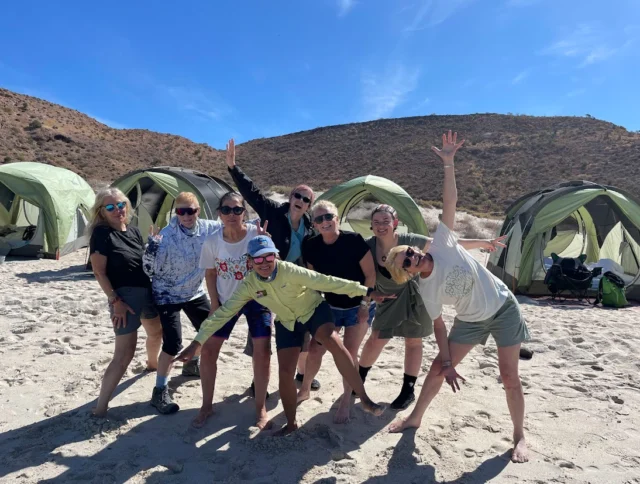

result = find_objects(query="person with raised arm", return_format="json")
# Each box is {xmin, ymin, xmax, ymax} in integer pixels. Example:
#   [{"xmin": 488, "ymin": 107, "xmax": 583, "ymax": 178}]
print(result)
[
  {"xmin": 174, "ymin": 234, "xmax": 393, "ymax": 436},
  {"xmin": 225, "ymin": 138, "xmax": 320, "ymax": 391},
  {"xmin": 357, "ymin": 204, "xmax": 506, "ymax": 410},
  {"xmin": 385, "ymin": 131, "xmax": 530, "ymax": 463}
]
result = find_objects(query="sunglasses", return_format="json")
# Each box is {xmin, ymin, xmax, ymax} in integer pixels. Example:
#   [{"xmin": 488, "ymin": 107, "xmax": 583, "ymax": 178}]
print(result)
[
  {"xmin": 402, "ymin": 247, "xmax": 416, "ymax": 269},
  {"xmin": 175, "ymin": 207, "xmax": 199, "ymax": 216},
  {"xmin": 251, "ymin": 254, "xmax": 276, "ymax": 264},
  {"xmin": 104, "ymin": 201, "xmax": 126, "ymax": 212},
  {"xmin": 293, "ymin": 192, "xmax": 312, "ymax": 204},
  {"xmin": 313, "ymin": 213, "xmax": 335, "ymax": 224},
  {"xmin": 219, "ymin": 206, "xmax": 246, "ymax": 216}
]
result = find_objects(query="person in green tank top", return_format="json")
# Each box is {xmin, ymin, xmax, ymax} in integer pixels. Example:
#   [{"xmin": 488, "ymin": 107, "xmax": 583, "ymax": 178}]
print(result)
[{"xmin": 357, "ymin": 204, "xmax": 506, "ymax": 410}]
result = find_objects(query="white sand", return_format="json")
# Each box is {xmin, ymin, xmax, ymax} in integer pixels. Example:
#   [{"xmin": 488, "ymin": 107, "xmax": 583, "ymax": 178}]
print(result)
[{"xmin": 1, "ymin": 250, "xmax": 640, "ymax": 483}]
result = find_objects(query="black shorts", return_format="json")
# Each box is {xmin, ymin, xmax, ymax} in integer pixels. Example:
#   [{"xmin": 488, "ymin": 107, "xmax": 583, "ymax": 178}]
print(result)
[
  {"xmin": 274, "ymin": 301, "xmax": 334, "ymax": 351},
  {"xmin": 157, "ymin": 295, "xmax": 211, "ymax": 356}
]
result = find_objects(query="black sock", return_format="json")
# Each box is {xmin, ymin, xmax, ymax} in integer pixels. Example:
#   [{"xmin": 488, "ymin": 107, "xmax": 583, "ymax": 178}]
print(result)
[
  {"xmin": 295, "ymin": 372, "xmax": 304, "ymax": 382},
  {"xmin": 391, "ymin": 374, "xmax": 417, "ymax": 409},
  {"xmin": 401, "ymin": 373, "xmax": 417, "ymax": 393},
  {"xmin": 358, "ymin": 365, "xmax": 372, "ymax": 383}
]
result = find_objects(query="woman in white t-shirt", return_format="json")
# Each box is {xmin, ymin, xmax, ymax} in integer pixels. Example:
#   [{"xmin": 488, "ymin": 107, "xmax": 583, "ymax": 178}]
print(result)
[
  {"xmin": 384, "ymin": 131, "xmax": 530, "ymax": 463},
  {"xmin": 195, "ymin": 192, "xmax": 273, "ymax": 430}
]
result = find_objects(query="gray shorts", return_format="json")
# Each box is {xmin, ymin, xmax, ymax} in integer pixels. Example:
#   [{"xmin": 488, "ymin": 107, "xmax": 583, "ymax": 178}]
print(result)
[
  {"xmin": 109, "ymin": 286, "xmax": 158, "ymax": 336},
  {"xmin": 449, "ymin": 294, "xmax": 530, "ymax": 348}
]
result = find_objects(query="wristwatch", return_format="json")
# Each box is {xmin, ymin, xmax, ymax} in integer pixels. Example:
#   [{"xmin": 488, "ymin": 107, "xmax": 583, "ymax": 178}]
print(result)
[
  {"xmin": 360, "ymin": 300, "xmax": 370, "ymax": 308},
  {"xmin": 441, "ymin": 360, "xmax": 452, "ymax": 368},
  {"xmin": 108, "ymin": 294, "xmax": 120, "ymax": 305}
]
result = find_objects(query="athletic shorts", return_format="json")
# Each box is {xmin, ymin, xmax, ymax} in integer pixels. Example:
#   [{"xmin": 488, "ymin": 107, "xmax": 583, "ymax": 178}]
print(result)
[
  {"xmin": 110, "ymin": 286, "xmax": 158, "ymax": 336},
  {"xmin": 275, "ymin": 301, "xmax": 334, "ymax": 351},
  {"xmin": 330, "ymin": 302, "xmax": 376, "ymax": 328},
  {"xmin": 449, "ymin": 294, "xmax": 530, "ymax": 348},
  {"xmin": 213, "ymin": 300, "xmax": 272, "ymax": 340},
  {"xmin": 157, "ymin": 295, "xmax": 211, "ymax": 356}
]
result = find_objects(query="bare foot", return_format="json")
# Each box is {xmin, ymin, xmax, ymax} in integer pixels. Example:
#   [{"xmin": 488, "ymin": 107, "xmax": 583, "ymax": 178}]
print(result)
[
  {"xmin": 388, "ymin": 416, "xmax": 421, "ymax": 433},
  {"xmin": 511, "ymin": 437, "xmax": 529, "ymax": 463},
  {"xmin": 191, "ymin": 407, "xmax": 214, "ymax": 429},
  {"xmin": 272, "ymin": 423, "xmax": 298, "ymax": 437},
  {"xmin": 297, "ymin": 389, "xmax": 310, "ymax": 405},
  {"xmin": 361, "ymin": 399, "xmax": 386, "ymax": 417},
  {"xmin": 334, "ymin": 404, "xmax": 351, "ymax": 424},
  {"xmin": 256, "ymin": 411, "xmax": 273, "ymax": 430}
]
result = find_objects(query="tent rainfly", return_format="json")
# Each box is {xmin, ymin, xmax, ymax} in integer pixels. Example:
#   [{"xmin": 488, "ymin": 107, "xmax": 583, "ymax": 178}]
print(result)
[
  {"xmin": 316, "ymin": 175, "xmax": 429, "ymax": 237},
  {"xmin": 111, "ymin": 167, "xmax": 234, "ymax": 239},
  {"xmin": 0, "ymin": 162, "xmax": 95, "ymax": 259},
  {"xmin": 487, "ymin": 180, "xmax": 640, "ymax": 301}
]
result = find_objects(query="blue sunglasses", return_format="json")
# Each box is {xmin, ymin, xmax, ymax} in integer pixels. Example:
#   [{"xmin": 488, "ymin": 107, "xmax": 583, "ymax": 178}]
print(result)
[{"xmin": 104, "ymin": 201, "xmax": 126, "ymax": 212}]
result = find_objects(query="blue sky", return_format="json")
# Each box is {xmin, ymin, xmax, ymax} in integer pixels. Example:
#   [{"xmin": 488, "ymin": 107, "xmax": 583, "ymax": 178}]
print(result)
[{"xmin": 1, "ymin": 0, "xmax": 638, "ymax": 147}]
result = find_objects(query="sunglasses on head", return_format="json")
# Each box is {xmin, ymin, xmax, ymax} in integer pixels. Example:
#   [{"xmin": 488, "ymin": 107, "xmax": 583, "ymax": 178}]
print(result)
[
  {"xmin": 175, "ymin": 207, "xmax": 199, "ymax": 216},
  {"xmin": 313, "ymin": 213, "xmax": 335, "ymax": 224},
  {"xmin": 219, "ymin": 206, "xmax": 246, "ymax": 216},
  {"xmin": 293, "ymin": 192, "xmax": 312, "ymax": 204},
  {"xmin": 402, "ymin": 247, "xmax": 416, "ymax": 269},
  {"xmin": 104, "ymin": 201, "xmax": 126, "ymax": 212},
  {"xmin": 252, "ymin": 254, "xmax": 276, "ymax": 264}
]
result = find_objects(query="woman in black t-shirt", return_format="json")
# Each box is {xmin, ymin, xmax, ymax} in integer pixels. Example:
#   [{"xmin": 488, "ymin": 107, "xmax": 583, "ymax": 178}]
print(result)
[
  {"xmin": 298, "ymin": 200, "xmax": 376, "ymax": 423},
  {"xmin": 88, "ymin": 188, "xmax": 163, "ymax": 418}
]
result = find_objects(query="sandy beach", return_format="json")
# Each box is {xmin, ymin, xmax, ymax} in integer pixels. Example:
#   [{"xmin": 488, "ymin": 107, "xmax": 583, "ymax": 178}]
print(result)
[{"xmin": 1, "ymin": 249, "xmax": 640, "ymax": 483}]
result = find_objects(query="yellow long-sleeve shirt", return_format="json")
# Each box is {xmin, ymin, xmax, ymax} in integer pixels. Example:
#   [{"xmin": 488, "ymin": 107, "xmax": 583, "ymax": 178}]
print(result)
[{"xmin": 194, "ymin": 260, "xmax": 368, "ymax": 345}]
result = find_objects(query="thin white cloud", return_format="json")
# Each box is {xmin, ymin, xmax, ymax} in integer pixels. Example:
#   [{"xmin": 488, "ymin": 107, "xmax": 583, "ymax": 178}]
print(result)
[
  {"xmin": 88, "ymin": 114, "xmax": 127, "ymax": 130},
  {"xmin": 511, "ymin": 69, "xmax": 531, "ymax": 85},
  {"xmin": 567, "ymin": 88, "xmax": 587, "ymax": 98},
  {"xmin": 542, "ymin": 24, "xmax": 633, "ymax": 67},
  {"xmin": 404, "ymin": 0, "xmax": 475, "ymax": 32},
  {"xmin": 337, "ymin": 0, "xmax": 356, "ymax": 17},
  {"xmin": 160, "ymin": 85, "xmax": 229, "ymax": 121},
  {"xmin": 361, "ymin": 65, "xmax": 420, "ymax": 120}
]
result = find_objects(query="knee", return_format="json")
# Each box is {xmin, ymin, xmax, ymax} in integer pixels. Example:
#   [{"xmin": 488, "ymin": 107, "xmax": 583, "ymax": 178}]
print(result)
[
  {"xmin": 201, "ymin": 339, "xmax": 221, "ymax": 360},
  {"xmin": 113, "ymin": 350, "xmax": 134, "ymax": 370},
  {"xmin": 308, "ymin": 340, "xmax": 326, "ymax": 357},
  {"xmin": 500, "ymin": 368, "xmax": 521, "ymax": 389},
  {"xmin": 251, "ymin": 340, "xmax": 271, "ymax": 359},
  {"xmin": 320, "ymin": 332, "xmax": 342, "ymax": 352},
  {"xmin": 405, "ymin": 338, "xmax": 423, "ymax": 350},
  {"xmin": 162, "ymin": 338, "xmax": 181, "ymax": 357},
  {"xmin": 279, "ymin": 364, "xmax": 296, "ymax": 381},
  {"xmin": 429, "ymin": 359, "xmax": 443, "ymax": 375}
]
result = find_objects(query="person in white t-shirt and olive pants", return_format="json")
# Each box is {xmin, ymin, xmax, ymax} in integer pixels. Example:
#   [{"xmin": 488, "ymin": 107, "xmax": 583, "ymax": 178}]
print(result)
[{"xmin": 384, "ymin": 131, "xmax": 530, "ymax": 464}]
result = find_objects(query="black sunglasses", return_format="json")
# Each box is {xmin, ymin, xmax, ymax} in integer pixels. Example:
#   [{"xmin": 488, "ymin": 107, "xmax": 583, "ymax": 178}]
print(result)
[
  {"xmin": 293, "ymin": 192, "xmax": 312, "ymax": 204},
  {"xmin": 219, "ymin": 206, "xmax": 246, "ymax": 216},
  {"xmin": 176, "ymin": 207, "xmax": 199, "ymax": 216},
  {"xmin": 104, "ymin": 201, "xmax": 126, "ymax": 212},
  {"xmin": 313, "ymin": 213, "xmax": 335, "ymax": 224},
  {"xmin": 402, "ymin": 247, "xmax": 416, "ymax": 269}
]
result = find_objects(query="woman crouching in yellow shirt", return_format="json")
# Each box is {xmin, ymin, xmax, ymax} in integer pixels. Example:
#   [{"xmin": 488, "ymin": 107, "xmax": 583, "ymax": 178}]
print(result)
[{"xmin": 175, "ymin": 234, "xmax": 392, "ymax": 435}]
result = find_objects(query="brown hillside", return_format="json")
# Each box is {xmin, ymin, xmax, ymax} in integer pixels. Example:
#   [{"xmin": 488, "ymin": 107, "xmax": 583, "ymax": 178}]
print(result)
[{"xmin": 1, "ymin": 87, "xmax": 639, "ymax": 215}]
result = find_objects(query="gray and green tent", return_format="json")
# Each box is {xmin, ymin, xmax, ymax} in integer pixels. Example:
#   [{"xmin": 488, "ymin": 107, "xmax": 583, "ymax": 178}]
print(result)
[
  {"xmin": 111, "ymin": 167, "xmax": 234, "ymax": 239},
  {"xmin": 316, "ymin": 175, "xmax": 429, "ymax": 236},
  {"xmin": 0, "ymin": 162, "xmax": 95, "ymax": 259},
  {"xmin": 487, "ymin": 181, "xmax": 640, "ymax": 301}
]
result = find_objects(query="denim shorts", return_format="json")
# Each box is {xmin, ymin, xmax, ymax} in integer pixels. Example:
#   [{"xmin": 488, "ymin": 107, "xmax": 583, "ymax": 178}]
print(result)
[
  {"xmin": 330, "ymin": 302, "xmax": 376, "ymax": 328},
  {"xmin": 275, "ymin": 301, "xmax": 333, "ymax": 351},
  {"xmin": 213, "ymin": 300, "xmax": 272, "ymax": 340},
  {"xmin": 109, "ymin": 286, "xmax": 158, "ymax": 336}
]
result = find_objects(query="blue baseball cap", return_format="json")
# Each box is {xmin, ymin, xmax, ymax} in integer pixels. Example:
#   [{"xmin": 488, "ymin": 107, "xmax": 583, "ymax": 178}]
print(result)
[{"xmin": 248, "ymin": 235, "xmax": 279, "ymax": 258}]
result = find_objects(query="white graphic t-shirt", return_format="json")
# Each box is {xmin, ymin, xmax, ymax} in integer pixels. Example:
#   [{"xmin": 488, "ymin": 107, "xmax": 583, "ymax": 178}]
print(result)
[
  {"xmin": 199, "ymin": 225, "xmax": 258, "ymax": 304},
  {"xmin": 418, "ymin": 222, "xmax": 510, "ymax": 322}
]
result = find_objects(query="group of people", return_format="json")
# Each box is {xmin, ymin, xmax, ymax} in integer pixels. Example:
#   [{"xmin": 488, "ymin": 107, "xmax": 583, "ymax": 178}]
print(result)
[{"xmin": 87, "ymin": 131, "xmax": 530, "ymax": 462}]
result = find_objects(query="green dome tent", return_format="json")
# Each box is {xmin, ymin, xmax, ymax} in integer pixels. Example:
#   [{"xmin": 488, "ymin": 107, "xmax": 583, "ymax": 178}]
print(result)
[
  {"xmin": 0, "ymin": 162, "xmax": 95, "ymax": 259},
  {"xmin": 487, "ymin": 181, "xmax": 640, "ymax": 301},
  {"xmin": 316, "ymin": 175, "xmax": 429, "ymax": 237},
  {"xmin": 111, "ymin": 167, "xmax": 234, "ymax": 239}
]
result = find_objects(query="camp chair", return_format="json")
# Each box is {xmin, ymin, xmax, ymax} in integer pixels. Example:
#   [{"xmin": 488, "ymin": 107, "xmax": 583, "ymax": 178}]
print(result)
[{"xmin": 543, "ymin": 253, "xmax": 601, "ymax": 301}]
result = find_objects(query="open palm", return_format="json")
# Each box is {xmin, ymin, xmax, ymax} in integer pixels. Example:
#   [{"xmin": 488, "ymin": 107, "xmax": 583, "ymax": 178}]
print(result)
[
  {"xmin": 226, "ymin": 138, "xmax": 235, "ymax": 168},
  {"xmin": 431, "ymin": 130, "xmax": 464, "ymax": 163}
]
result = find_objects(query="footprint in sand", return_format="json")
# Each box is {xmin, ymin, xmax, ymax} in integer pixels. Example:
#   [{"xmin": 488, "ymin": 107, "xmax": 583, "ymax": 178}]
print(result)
[{"xmin": 554, "ymin": 458, "xmax": 580, "ymax": 470}]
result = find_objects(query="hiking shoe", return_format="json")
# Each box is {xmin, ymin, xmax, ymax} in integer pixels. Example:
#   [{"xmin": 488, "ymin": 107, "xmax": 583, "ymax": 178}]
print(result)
[
  {"xmin": 182, "ymin": 358, "xmax": 200, "ymax": 377},
  {"xmin": 390, "ymin": 390, "xmax": 415, "ymax": 410},
  {"xmin": 151, "ymin": 386, "xmax": 179, "ymax": 415},
  {"xmin": 250, "ymin": 381, "xmax": 270, "ymax": 400},
  {"xmin": 295, "ymin": 372, "xmax": 320, "ymax": 390}
]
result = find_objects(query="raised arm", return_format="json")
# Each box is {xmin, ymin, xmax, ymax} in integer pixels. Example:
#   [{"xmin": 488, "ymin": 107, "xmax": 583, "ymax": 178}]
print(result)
[
  {"xmin": 431, "ymin": 130, "xmax": 464, "ymax": 231},
  {"xmin": 225, "ymin": 138, "xmax": 280, "ymax": 219},
  {"xmin": 142, "ymin": 225, "xmax": 168, "ymax": 279}
]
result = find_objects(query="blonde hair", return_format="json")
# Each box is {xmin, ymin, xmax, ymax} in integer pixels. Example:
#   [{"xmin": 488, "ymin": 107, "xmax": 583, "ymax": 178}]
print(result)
[
  {"xmin": 175, "ymin": 192, "xmax": 199, "ymax": 207},
  {"xmin": 88, "ymin": 187, "xmax": 132, "ymax": 235},
  {"xmin": 311, "ymin": 200, "xmax": 338, "ymax": 219},
  {"xmin": 384, "ymin": 245, "xmax": 414, "ymax": 284}
]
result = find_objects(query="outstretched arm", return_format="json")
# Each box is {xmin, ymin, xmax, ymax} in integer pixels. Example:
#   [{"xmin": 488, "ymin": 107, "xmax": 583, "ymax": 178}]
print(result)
[
  {"xmin": 431, "ymin": 130, "xmax": 464, "ymax": 231},
  {"xmin": 225, "ymin": 138, "xmax": 280, "ymax": 219}
]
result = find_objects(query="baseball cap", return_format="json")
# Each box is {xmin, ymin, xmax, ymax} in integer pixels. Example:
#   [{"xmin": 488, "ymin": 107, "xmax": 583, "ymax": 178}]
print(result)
[{"xmin": 248, "ymin": 235, "xmax": 279, "ymax": 258}]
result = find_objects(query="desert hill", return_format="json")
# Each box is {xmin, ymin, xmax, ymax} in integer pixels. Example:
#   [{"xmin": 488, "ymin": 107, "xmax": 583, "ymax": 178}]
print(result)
[{"xmin": 1, "ymin": 87, "xmax": 639, "ymax": 215}]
